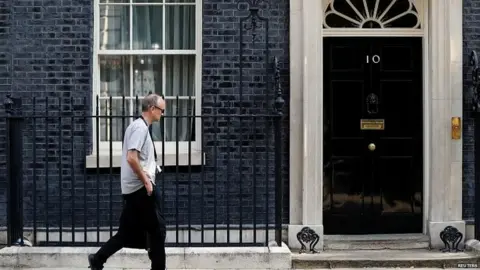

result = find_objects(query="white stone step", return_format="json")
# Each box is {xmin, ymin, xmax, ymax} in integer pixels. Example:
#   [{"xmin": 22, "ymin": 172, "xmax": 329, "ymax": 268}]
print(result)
[
  {"xmin": 323, "ymin": 233, "xmax": 430, "ymax": 250},
  {"xmin": 292, "ymin": 249, "xmax": 480, "ymax": 269}
]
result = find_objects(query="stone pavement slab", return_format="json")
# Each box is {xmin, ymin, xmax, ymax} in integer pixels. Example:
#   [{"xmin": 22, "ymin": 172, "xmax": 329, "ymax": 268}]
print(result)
[{"xmin": 0, "ymin": 244, "xmax": 291, "ymax": 269}]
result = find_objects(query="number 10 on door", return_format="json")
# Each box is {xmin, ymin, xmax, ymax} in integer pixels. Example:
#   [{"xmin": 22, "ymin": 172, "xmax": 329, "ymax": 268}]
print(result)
[{"xmin": 366, "ymin": 55, "xmax": 381, "ymax": 64}]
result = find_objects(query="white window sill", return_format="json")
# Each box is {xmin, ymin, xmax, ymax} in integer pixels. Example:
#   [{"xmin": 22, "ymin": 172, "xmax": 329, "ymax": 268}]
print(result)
[{"xmin": 85, "ymin": 150, "xmax": 205, "ymax": 168}]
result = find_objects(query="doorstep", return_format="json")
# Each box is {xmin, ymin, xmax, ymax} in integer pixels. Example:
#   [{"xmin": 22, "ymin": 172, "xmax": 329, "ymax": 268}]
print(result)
[
  {"xmin": 0, "ymin": 244, "xmax": 291, "ymax": 269},
  {"xmin": 292, "ymin": 249, "xmax": 480, "ymax": 269}
]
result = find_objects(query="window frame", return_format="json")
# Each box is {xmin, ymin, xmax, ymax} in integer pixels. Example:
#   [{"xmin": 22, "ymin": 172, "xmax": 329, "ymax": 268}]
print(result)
[{"xmin": 89, "ymin": 0, "xmax": 203, "ymax": 167}]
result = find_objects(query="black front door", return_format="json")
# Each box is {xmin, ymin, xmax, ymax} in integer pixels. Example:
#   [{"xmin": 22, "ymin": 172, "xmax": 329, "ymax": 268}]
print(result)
[{"xmin": 323, "ymin": 37, "xmax": 423, "ymax": 234}]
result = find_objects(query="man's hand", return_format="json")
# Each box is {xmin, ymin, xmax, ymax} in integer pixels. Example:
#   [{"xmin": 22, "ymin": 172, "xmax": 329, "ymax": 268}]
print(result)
[
  {"xmin": 145, "ymin": 180, "xmax": 153, "ymax": 196},
  {"xmin": 126, "ymin": 149, "xmax": 151, "ymax": 191}
]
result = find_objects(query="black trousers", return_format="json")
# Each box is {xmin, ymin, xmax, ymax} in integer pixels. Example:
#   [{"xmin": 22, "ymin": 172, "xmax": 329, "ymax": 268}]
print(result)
[{"xmin": 95, "ymin": 187, "xmax": 166, "ymax": 270}]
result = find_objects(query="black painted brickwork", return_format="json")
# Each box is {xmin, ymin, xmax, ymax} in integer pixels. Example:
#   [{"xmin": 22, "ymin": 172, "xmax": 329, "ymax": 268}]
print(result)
[
  {"xmin": 0, "ymin": 0, "xmax": 291, "ymax": 237},
  {"xmin": 0, "ymin": 0, "xmax": 10, "ymax": 228},
  {"xmin": 463, "ymin": 0, "xmax": 479, "ymax": 224},
  {"xmin": 0, "ymin": 0, "xmax": 94, "ymax": 230}
]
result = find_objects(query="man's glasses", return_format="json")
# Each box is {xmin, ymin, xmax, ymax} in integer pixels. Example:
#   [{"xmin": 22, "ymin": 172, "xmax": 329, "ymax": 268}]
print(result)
[{"xmin": 153, "ymin": 106, "xmax": 165, "ymax": 113}]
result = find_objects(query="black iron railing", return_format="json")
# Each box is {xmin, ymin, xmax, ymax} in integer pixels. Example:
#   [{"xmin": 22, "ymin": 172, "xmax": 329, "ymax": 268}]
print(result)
[
  {"xmin": 3, "ymin": 75, "xmax": 285, "ymax": 247},
  {"xmin": 470, "ymin": 50, "xmax": 480, "ymax": 241}
]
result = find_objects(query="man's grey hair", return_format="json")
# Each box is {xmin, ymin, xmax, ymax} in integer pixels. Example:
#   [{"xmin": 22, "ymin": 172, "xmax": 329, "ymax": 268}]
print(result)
[{"xmin": 141, "ymin": 93, "xmax": 163, "ymax": 112}]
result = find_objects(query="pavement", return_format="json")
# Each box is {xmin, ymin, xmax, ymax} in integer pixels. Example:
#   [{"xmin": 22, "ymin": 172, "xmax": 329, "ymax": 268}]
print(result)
[
  {"xmin": 0, "ymin": 267, "xmax": 479, "ymax": 270},
  {"xmin": 1, "ymin": 240, "xmax": 479, "ymax": 270}
]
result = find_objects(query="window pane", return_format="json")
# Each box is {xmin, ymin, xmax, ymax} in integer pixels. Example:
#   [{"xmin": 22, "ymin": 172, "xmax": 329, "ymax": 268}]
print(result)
[
  {"xmin": 133, "ymin": 0, "xmax": 163, "ymax": 2},
  {"xmin": 133, "ymin": 97, "xmax": 143, "ymax": 116},
  {"xmin": 133, "ymin": 55, "xmax": 163, "ymax": 97},
  {"xmin": 165, "ymin": 5, "xmax": 195, "ymax": 49},
  {"xmin": 99, "ymin": 5, "xmax": 130, "ymax": 50},
  {"xmin": 133, "ymin": 6, "xmax": 163, "ymax": 50},
  {"xmin": 100, "ymin": 0, "xmax": 128, "ymax": 3},
  {"xmin": 99, "ymin": 99, "xmax": 134, "ymax": 142},
  {"xmin": 165, "ymin": 55, "xmax": 195, "ymax": 96},
  {"xmin": 151, "ymin": 99, "xmax": 195, "ymax": 142},
  {"xmin": 99, "ymin": 55, "xmax": 130, "ymax": 96},
  {"xmin": 166, "ymin": 0, "xmax": 195, "ymax": 2}
]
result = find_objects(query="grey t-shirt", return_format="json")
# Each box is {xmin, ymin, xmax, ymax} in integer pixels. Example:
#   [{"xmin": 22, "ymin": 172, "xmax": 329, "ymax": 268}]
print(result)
[{"xmin": 120, "ymin": 118, "xmax": 156, "ymax": 194}]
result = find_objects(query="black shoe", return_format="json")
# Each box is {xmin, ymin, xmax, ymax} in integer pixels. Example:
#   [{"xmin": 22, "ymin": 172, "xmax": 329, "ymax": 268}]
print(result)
[{"xmin": 88, "ymin": 254, "xmax": 104, "ymax": 270}]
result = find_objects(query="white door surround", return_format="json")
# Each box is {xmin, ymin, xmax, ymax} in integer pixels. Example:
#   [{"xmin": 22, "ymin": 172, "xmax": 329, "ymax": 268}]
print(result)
[{"xmin": 288, "ymin": 0, "xmax": 464, "ymax": 249}]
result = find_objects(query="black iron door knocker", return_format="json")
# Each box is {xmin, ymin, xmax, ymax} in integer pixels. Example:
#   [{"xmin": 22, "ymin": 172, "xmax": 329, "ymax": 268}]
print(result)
[{"xmin": 366, "ymin": 93, "xmax": 379, "ymax": 115}]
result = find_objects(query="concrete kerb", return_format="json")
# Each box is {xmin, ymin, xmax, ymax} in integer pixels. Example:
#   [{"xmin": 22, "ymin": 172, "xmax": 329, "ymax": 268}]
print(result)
[
  {"xmin": 0, "ymin": 243, "xmax": 292, "ymax": 269},
  {"xmin": 465, "ymin": 239, "xmax": 480, "ymax": 254}
]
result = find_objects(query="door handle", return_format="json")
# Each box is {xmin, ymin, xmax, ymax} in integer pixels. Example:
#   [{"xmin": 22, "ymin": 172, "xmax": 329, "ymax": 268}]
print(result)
[{"xmin": 368, "ymin": 143, "xmax": 376, "ymax": 151}]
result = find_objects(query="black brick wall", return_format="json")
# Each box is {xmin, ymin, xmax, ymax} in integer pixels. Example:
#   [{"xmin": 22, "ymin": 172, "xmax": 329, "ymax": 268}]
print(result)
[
  {"xmin": 0, "ymin": 0, "xmax": 291, "ymax": 241},
  {"xmin": 0, "ymin": 0, "xmax": 10, "ymax": 228},
  {"xmin": 463, "ymin": 0, "xmax": 478, "ymax": 224},
  {"xmin": 0, "ymin": 0, "xmax": 94, "ymax": 230}
]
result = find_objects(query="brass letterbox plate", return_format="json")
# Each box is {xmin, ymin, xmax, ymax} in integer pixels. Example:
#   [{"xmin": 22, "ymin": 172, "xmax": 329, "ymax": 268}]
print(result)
[{"xmin": 360, "ymin": 119, "xmax": 385, "ymax": 130}]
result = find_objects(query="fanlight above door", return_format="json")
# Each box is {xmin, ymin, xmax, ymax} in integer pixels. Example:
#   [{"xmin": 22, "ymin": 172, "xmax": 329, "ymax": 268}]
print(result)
[{"xmin": 323, "ymin": 0, "xmax": 422, "ymax": 29}]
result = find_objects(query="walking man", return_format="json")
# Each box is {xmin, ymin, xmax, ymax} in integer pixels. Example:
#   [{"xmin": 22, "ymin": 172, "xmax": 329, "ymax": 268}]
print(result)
[{"xmin": 88, "ymin": 94, "xmax": 167, "ymax": 270}]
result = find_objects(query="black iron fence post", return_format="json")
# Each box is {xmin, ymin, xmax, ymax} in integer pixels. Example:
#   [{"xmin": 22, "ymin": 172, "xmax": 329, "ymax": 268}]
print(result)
[
  {"xmin": 474, "ymin": 104, "xmax": 480, "ymax": 241},
  {"xmin": 4, "ymin": 94, "xmax": 25, "ymax": 246},
  {"xmin": 471, "ymin": 51, "xmax": 480, "ymax": 241},
  {"xmin": 273, "ymin": 57, "xmax": 285, "ymax": 246}
]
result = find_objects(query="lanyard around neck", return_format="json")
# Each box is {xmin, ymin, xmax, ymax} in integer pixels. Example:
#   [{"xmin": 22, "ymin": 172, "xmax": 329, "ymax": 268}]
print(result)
[{"xmin": 138, "ymin": 116, "xmax": 157, "ymax": 161}]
